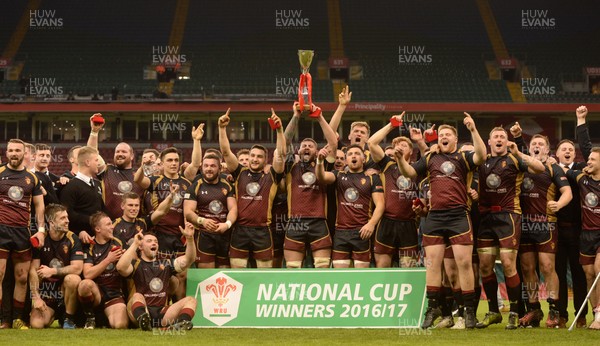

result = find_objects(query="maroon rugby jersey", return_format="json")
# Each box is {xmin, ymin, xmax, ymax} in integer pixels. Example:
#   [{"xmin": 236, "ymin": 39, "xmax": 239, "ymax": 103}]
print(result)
[
  {"xmin": 478, "ymin": 154, "xmax": 528, "ymax": 214},
  {"xmin": 99, "ymin": 165, "xmax": 145, "ymax": 220},
  {"xmin": 128, "ymin": 258, "xmax": 176, "ymax": 307},
  {"xmin": 148, "ymin": 175, "xmax": 191, "ymax": 236},
  {"xmin": 412, "ymin": 151, "xmax": 476, "ymax": 211},
  {"xmin": 185, "ymin": 177, "xmax": 234, "ymax": 230},
  {"xmin": 567, "ymin": 170, "xmax": 600, "ymax": 231},
  {"xmin": 0, "ymin": 166, "xmax": 43, "ymax": 227},
  {"xmin": 285, "ymin": 161, "xmax": 327, "ymax": 218},
  {"xmin": 232, "ymin": 164, "xmax": 283, "ymax": 227},
  {"xmin": 334, "ymin": 171, "xmax": 383, "ymax": 230},
  {"xmin": 378, "ymin": 155, "xmax": 418, "ymax": 220},
  {"xmin": 84, "ymin": 238, "xmax": 124, "ymax": 293},
  {"xmin": 520, "ymin": 163, "xmax": 569, "ymax": 222}
]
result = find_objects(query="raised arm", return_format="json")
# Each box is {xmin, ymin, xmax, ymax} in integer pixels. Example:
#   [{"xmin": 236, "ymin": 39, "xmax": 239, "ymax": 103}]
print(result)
[
  {"xmin": 394, "ymin": 147, "xmax": 417, "ymax": 180},
  {"xmin": 367, "ymin": 112, "xmax": 405, "ymax": 163},
  {"xmin": 328, "ymin": 85, "xmax": 352, "ymax": 132},
  {"xmin": 151, "ymin": 182, "xmax": 178, "ymax": 224},
  {"xmin": 173, "ymin": 222, "xmax": 196, "ymax": 272},
  {"xmin": 317, "ymin": 112, "xmax": 339, "ymax": 162},
  {"xmin": 507, "ymin": 141, "xmax": 545, "ymax": 174},
  {"xmin": 576, "ymin": 105, "xmax": 592, "ymax": 160},
  {"xmin": 509, "ymin": 122, "xmax": 528, "ymax": 154},
  {"xmin": 87, "ymin": 114, "xmax": 106, "ymax": 173},
  {"xmin": 184, "ymin": 123, "xmax": 204, "ymax": 181},
  {"xmin": 218, "ymin": 108, "xmax": 239, "ymax": 173},
  {"xmin": 409, "ymin": 125, "xmax": 429, "ymax": 157},
  {"xmin": 284, "ymin": 102, "xmax": 302, "ymax": 153},
  {"xmin": 463, "ymin": 112, "xmax": 486, "ymax": 166},
  {"xmin": 271, "ymin": 109, "xmax": 286, "ymax": 174},
  {"xmin": 133, "ymin": 162, "xmax": 151, "ymax": 190},
  {"xmin": 315, "ymin": 148, "xmax": 336, "ymax": 184},
  {"xmin": 116, "ymin": 233, "xmax": 141, "ymax": 277}
]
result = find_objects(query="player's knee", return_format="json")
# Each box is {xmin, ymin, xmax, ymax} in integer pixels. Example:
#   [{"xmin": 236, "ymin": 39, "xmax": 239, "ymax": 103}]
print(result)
[
  {"xmin": 286, "ymin": 261, "xmax": 302, "ymax": 269},
  {"xmin": 313, "ymin": 257, "xmax": 331, "ymax": 268},
  {"xmin": 332, "ymin": 259, "xmax": 351, "ymax": 267},
  {"xmin": 29, "ymin": 316, "xmax": 46, "ymax": 329},
  {"xmin": 256, "ymin": 260, "xmax": 273, "ymax": 268},
  {"xmin": 230, "ymin": 258, "xmax": 248, "ymax": 268},
  {"xmin": 78, "ymin": 279, "xmax": 95, "ymax": 294},
  {"xmin": 63, "ymin": 274, "xmax": 81, "ymax": 289},
  {"xmin": 131, "ymin": 292, "xmax": 146, "ymax": 303},
  {"xmin": 112, "ymin": 318, "xmax": 129, "ymax": 329},
  {"xmin": 354, "ymin": 260, "xmax": 370, "ymax": 268}
]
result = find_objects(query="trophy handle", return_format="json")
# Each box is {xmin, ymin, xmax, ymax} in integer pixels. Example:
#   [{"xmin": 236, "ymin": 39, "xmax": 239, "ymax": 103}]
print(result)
[{"xmin": 294, "ymin": 104, "xmax": 312, "ymax": 111}]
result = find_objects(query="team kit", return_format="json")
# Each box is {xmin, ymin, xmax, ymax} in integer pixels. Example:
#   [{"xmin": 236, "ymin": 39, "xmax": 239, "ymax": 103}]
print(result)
[{"xmin": 0, "ymin": 88, "xmax": 599, "ymax": 331}]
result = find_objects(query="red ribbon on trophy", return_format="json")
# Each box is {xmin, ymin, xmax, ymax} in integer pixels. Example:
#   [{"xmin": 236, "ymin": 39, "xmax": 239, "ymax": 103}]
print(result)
[{"xmin": 296, "ymin": 50, "xmax": 321, "ymax": 118}]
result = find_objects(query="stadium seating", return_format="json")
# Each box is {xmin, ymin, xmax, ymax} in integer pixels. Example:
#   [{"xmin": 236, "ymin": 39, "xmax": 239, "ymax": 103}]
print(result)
[
  {"xmin": 2, "ymin": 0, "xmax": 598, "ymax": 102},
  {"xmin": 490, "ymin": 0, "xmax": 600, "ymax": 102}
]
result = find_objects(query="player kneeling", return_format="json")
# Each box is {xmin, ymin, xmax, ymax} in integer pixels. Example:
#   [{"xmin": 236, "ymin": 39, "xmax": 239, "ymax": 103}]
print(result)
[{"xmin": 117, "ymin": 222, "xmax": 197, "ymax": 331}]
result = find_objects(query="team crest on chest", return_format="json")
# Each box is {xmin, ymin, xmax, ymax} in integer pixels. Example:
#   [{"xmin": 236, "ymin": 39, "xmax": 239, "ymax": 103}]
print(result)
[{"xmin": 25, "ymin": 177, "xmax": 31, "ymax": 185}]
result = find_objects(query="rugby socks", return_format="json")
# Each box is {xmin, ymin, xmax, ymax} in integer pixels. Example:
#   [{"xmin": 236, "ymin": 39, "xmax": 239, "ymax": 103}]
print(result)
[
  {"xmin": 12, "ymin": 300, "xmax": 24, "ymax": 320},
  {"xmin": 178, "ymin": 308, "xmax": 195, "ymax": 322},
  {"xmin": 132, "ymin": 301, "xmax": 147, "ymax": 320},
  {"xmin": 453, "ymin": 288, "xmax": 465, "ymax": 317},
  {"xmin": 426, "ymin": 286, "xmax": 441, "ymax": 309},
  {"xmin": 79, "ymin": 293, "xmax": 95, "ymax": 315},
  {"xmin": 505, "ymin": 274, "xmax": 521, "ymax": 313},
  {"xmin": 440, "ymin": 287, "xmax": 453, "ymax": 316},
  {"xmin": 481, "ymin": 274, "xmax": 500, "ymax": 313},
  {"xmin": 474, "ymin": 285, "xmax": 482, "ymax": 312},
  {"xmin": 547, "ymin": 298, "xmax": 557, "ymax": 311}
]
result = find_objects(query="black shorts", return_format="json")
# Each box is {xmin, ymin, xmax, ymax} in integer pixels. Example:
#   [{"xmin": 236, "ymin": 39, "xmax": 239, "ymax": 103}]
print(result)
[
  {"xmin": 156, "ymin": 232, "xmax": 186, "ymax": 259},
  {"xmin": 520, "ymin": 219, "xmax": 557, "ymax": 254},
  {"xmin": 229, "ymin": 225, "xmax": 273, "ymax": 260},
  {"xmin": 580, "ymin": 230, "xmax": 600, "ymax": 266},
  {"xmin": 196, "ymin": 229, "xmax": 232, "ymax": 266},
  {"xmin": 39, "ymin": 279, "xmax": 64, "ymax": 312},
  {"xmin": 478, "ymin": 212, "xmax": 520, "ymax": 251},
  {"xmin": 148, "ymin": 305, "xmax": 168, "ymax": 328},
  {"xmin": 270, "ymin": 223, "xmax": 286, "ymax": 258},
  {"xmin": 284, "ymin": 218, "xmax": 332, "ymax": 253},
  {"xmin": 99, "ymin": 284, "xmax": 125, "ymax": 309},
  {"xmin": 374, "ymin": 217, "xmax": 418, "ymax": 256},
  {"xmin": 422, "ymin": 208, "xmax": 473, "ymax": 247},
  {"xmin": 332, "ymin": 229, "xmax": 371, "ymax": 262},
  {"xmin": 0, "ymin": 224, "xmax": 32, "ymax": 261}
]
